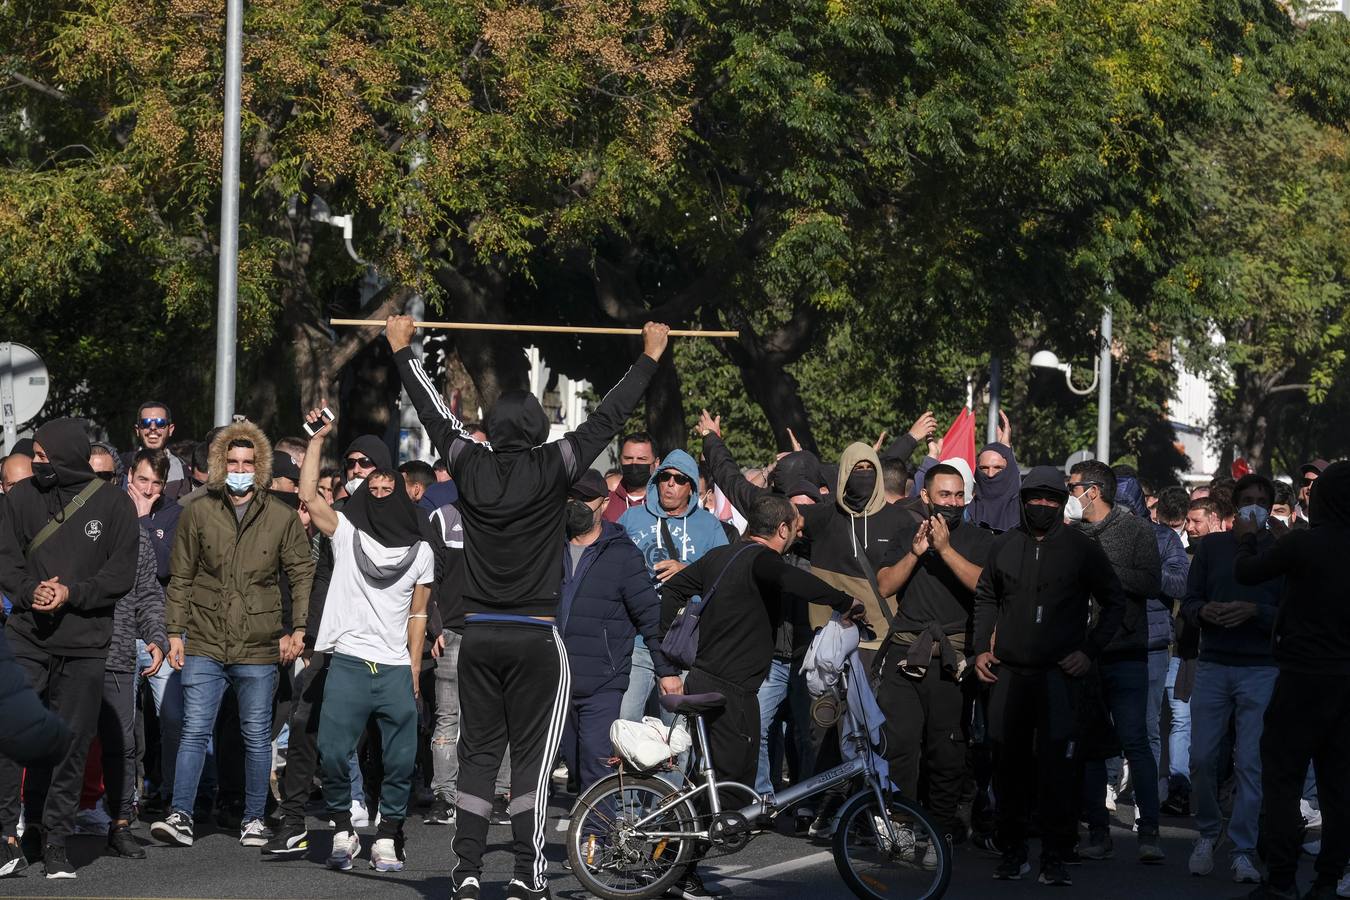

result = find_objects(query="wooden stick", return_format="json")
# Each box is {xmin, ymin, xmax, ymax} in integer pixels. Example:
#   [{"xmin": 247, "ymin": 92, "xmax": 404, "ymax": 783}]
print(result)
[{"xmin": 330, "ymin": 318, "xmax": 739, "ymax": 338}]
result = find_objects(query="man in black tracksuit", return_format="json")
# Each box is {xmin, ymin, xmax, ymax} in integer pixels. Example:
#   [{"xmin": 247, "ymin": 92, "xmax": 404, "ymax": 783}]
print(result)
[
  {"xmin": 1234, "ymin": 461, "xmax": 1350, "ymax": 900},
  {"xmin": 0, "ymin": 419, "xmax": 138, "ymax": 879},
  {"xmin": 660, "ymin": 493, "xmax": 862, "ymax": 899},
  {"xmin": 972, "ymin": 466, "xmax": 1126, "ymax": 887},
  {"xmin": 390, "ymin": 315, "xmax": 670, "ymax": 900}
]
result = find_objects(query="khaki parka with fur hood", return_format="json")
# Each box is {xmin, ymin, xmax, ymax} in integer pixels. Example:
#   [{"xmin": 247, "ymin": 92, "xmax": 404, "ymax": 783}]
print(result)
[{"xmin": 166, "ymin": 421, "xmax": 315, "ymax": 664}]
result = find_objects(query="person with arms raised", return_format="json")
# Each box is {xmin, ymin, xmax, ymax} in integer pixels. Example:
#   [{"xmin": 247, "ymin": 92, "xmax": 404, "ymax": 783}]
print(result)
[{"xmin": 388, "ymin": 314, "xmax": 670, "ymax": 900}]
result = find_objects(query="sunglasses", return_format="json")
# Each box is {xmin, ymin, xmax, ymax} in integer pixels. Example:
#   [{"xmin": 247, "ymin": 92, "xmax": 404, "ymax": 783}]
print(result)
[
  {"xmin": 346, "ymin": 456, "xmax": 375, "ymax": 470},
  {"xmin": 93, "ymin": 470, "xmax": 117, "ymax": 482},
  {"xmin": 657, "ymin": 471, "xmax": 692, "ymax": 487},
  {"xmin": 138, "ymin": 417, "xmax": 169, "ymax": 429}
]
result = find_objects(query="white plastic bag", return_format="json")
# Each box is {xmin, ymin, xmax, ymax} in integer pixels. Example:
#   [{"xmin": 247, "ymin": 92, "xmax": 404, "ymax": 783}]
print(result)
[{"xmin": 609, "ymin": 716, "xmax": 692, "ymax": 771}]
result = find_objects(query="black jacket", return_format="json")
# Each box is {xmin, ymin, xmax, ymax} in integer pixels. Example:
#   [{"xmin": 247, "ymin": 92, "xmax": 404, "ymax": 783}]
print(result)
[
  {"xmin": 398, "ymin": 347, "xmax": 657, "ymax": 617},
  {"xmin": 1234, "ymin": 460, "xmax": 1350, "ymax": 674},
  {"xmin": 972, "ymin": 468, "xmax": 1127, "ymax": 670},
  {"xmin": 0, "ymin": 420, "xmax": 139, "ymax": 657},
  {"xmin": 0, "ymin": 630, "xmax": 71, "ymax": 766},
  {"xmin": 661, "ymin": 540, "xmax": 855, "ymax": 690}
]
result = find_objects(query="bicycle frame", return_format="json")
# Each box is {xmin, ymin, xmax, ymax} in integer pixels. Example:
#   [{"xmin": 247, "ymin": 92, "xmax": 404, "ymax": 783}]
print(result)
[{"xmin": 623, "ymin": 706, "xmax": 893, "ymax": 846}]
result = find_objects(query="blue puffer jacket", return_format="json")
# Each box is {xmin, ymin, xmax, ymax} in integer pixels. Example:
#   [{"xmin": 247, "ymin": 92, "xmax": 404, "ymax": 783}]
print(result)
[
  {"xmin": 559, "ymin": 522, "xmax": 676, "ymax": 698},
  {"xmin": 1116, "ymin": 472, "xmax": 1190, "ymax": 650}
]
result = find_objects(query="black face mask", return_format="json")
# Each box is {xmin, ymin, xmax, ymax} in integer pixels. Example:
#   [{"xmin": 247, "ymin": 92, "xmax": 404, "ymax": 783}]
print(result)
[
  {"xmin": 620, "ymin": 463, "xmax": 650, "ymax": 491},
  {"xmin": 843, "ymin": 469, "xmax": 876, "ymax": 511},
  {"xmin": 934, "ymin": 504, "xmax": 964, "ymax": 530},
  {"xmin": 32, "ymin": 463, "xmax": 58, "ymax": 490},
  {"xmin": 1023, "ymin": 502, "xmax": 1061, "ymax": 532},
  {"xmin": 565, "ymin": 499, "xmax": 597, "ymax": 539}
]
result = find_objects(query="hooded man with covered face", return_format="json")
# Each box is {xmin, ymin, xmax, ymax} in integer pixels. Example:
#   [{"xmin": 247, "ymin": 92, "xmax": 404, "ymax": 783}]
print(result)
[
  {"xmin": 0, "ymin": 418, "xmax": 139, "ymax": 879},
  {"xmin": 971, "ymin": 465, "xmax": 1127, "ymax": 887},
  {"xmin": 388, "ymin": 315, "xmax": 670, "ymax": 900},
  {"xmin": 297, "ymin": 408, "xmax": 434, "ymax": 874},
  {"xmin": 1234, "ymin": 461, "xmax": 1350, "ymax": 900}
]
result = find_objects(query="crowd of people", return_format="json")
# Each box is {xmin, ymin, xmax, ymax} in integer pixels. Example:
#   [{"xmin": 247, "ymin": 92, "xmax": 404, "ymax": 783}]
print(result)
[{"xmin": 0, "ymin": 315, "xmax": 1346, "ymax": 900}]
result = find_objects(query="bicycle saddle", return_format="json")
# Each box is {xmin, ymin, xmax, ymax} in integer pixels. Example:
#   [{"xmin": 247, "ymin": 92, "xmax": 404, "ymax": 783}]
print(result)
[{"xmin": 659, "ymin": 692, "xmax": 726, "ymax": 715}]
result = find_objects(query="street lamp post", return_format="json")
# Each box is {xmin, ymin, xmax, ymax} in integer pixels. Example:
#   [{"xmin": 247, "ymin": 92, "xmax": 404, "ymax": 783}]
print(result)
[
  {"xmin": 212, "ymin": 0, "xmax": 244, "ymax": 426},
  {"xmin": 1031, "ymin": 307, "xmax": 1113, "ymax": 461}
]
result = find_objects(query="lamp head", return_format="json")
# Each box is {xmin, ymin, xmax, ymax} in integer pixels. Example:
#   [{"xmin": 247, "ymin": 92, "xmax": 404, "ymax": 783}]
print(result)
[{"xmin": 1030, "ymin": 350, "xmax": 1062, "ymax": 370}]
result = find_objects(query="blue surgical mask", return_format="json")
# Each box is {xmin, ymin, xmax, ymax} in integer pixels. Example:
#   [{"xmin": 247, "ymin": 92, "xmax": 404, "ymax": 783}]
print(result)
[
  {"xmin": 225, "ymin": 472, "xmax": 255, "ymax": 496},
  {"xmin": 1238, "ymin": 504, "xmax": 1269, "ymax": 529}
]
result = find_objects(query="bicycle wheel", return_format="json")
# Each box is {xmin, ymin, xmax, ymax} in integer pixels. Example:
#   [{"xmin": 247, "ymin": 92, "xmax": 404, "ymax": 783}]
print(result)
[
  {"xmin": 831, "ymin": 791, "xmax": 952, "ymax": 900},
  {"xmin": 566, "ymin": 772, "xmax": 698, "ymax": 900}
]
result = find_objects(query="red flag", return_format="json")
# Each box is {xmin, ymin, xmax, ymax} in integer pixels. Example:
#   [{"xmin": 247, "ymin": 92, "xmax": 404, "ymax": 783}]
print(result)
[
  {"xmin": 1231, "ymin": 458, "xmax": 1250, "ymax": 480},
  {"xmin": 939, "ymin": 407, "xmax": 977, "ymax": 473}
]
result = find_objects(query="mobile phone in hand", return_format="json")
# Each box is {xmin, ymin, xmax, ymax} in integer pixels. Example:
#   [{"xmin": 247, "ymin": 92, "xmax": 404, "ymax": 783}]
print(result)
[{"xmin": 303, "ymin": 407, "xmax": 334, "ymax": 437}]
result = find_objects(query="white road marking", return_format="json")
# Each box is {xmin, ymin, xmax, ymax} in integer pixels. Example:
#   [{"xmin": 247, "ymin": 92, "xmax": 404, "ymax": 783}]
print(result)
[{"xmin": 708, "ymin": 850, "xmax": 834, "ymax": 882}]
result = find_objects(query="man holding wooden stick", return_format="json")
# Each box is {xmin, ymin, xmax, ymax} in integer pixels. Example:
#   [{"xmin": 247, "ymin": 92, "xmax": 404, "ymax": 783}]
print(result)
[{"xmin": 384, "ymin": 314, "xmax": 670, "ymax": 900}]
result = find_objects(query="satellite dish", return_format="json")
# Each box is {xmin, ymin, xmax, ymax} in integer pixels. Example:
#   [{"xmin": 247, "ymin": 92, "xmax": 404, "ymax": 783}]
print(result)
[
  {"xmin": 1, "ymin": 342, "xmax": 50, "ymax": 452},
  {"xmin": 1064, "ymin": 449, "xmax": 1095, "ymax": 476}
]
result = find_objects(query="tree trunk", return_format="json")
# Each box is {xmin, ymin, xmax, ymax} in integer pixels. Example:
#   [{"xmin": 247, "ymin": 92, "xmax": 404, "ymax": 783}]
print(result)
[
  {"xmin": 645, "ymin": 351, "xmax": 686, "ymax": 454},
  {"xmin": 433, "ymin": 259, "xmax": 529, "ymax": 411},
  {"xmin": 716, "ymin": 299, "xmax": 823, "ymax": 455}
]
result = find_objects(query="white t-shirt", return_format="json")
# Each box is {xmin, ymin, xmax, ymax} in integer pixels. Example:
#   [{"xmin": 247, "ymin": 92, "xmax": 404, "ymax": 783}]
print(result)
[{"xmin": 315, "ymin": 513, "xmax": 435, "ymax": 666}]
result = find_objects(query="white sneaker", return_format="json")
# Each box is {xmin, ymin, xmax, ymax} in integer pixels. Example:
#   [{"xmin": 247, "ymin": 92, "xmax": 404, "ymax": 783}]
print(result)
[
  {"xmin": 15, "ymin": 812, "xmax": 23, "ymax": 839},
  {"xmin": 351, "ymin": 801, "xmax": 370, "ymax": 828},
  {"xmin": 1302, "ymin": 799, "xmax": 1323, "ymax": 829},
  {"xmin": 1105, "ymin": 785, "xmax": 1118, "ymax": 812},
  {"xmin": 369, "ymin": 838, "xmax": 404, "ymax": 872},
  {"xmin": 73, "ymin": 804, "xmax": 112, "ymax": 836},
  {"xmin": 921, "ymin": 840, "xmax": 939, "ymax": 871},
  {"xmin": 1336, "ymin": 869, "xmax": 1350, "ymax": 898},
  {"xmin": 239, "ymin": 818, "xmax": 272, "ymax": 847},
  {"xmin": 1232, "ymin": 854, "xmax": 1261, "ymax": 884},
  {"xmin": 1189, "ymin": 838, "xmax": 1216, "ymax": 876},
  {"xmin": 327, "ymin": 831, "xmax": 359, "ymax": 870}
]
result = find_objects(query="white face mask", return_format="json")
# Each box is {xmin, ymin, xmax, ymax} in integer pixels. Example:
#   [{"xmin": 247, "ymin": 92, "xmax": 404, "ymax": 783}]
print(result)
[
  {"xmin": 1064, "ymin": 491, "xmax": 1087, "ymax": 523},
  {"xmin": 345, "ymin": 477, "xmax": 365, "ymax": 496}
]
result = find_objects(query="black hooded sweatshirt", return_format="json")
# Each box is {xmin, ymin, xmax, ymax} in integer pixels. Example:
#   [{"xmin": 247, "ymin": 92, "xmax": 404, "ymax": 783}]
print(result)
[
  {"xmin": 1235, "ymin": 460, "xmax": 1350, "ymax": 675},
  {"xmin": 397, "ymin": 347, "xmax": 658, "ymax": 617},
  {"xmin": 0, "ymin": 419, "xmax": 139, "ymax": 657},
  {"xmin": 972, "ymin": 465, "xmax": 1127, "ymax": 671}
]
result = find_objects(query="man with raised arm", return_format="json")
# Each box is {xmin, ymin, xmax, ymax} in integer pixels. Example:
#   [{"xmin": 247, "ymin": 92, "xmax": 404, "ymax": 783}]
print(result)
[{"xmin": 386, "ymin": 314, "xmax": 670, "ymax": 900}]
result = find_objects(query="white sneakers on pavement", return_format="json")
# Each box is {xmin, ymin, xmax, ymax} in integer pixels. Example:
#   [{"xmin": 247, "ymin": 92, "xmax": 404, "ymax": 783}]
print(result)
[{"xmin": 1189, "ymin": 838, "xmax": 1216, "ymax": 876}]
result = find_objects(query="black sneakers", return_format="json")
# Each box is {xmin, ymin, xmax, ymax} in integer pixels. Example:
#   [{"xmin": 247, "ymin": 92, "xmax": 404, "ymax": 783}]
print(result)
[
  {"xmin": 506, "ymin": 879, "xmax": 552, "ymax": 900},
  {"xmin": 424, "ymin": 795, "xmax": 455, "ymax": 825},
  {"xmin": 107, "ymin": 825, "xmax": 146, "ymax": 859},
  {"xmin": 261, "ymin": 824, "xmax": 309, "ymax": 857},
  {"xmin": 0, "ymin": 839, "xmax": 27, "ymax": 878},
  {"xmin": 667, "ymin": 870, "xmax": 723, "ymax": 899},
  {"xmin": 150, "ymin": 810, "xmax": 195, "ymax": 847},
  {"xmin": 1039, "ymin": 858, "xmax": 1072, "ymax": 886},
  {"xmin": 994, "ymin": 848, "xmax": 1031, "ymax": 880},
  {"xmin": 453, "ymin": 876, "xmax": 482, "ymax": 899},
  {"xmin": 43, "ymin": 844, "xmax": 75, "ymax": 880}
]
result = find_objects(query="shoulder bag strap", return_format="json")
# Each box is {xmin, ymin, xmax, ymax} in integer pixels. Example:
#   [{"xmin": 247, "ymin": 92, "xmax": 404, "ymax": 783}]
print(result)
[
  {"xmin": 26, "ymin": 479, "xmax": 105, "ymax": 560},
  {"xmin": 852, "ymin": 526, "xmax": 905, "ymax": 679}
]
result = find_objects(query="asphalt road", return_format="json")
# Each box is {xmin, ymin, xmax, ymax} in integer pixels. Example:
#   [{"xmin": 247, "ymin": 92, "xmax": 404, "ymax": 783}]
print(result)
[{"xmin": 0, "ymin": 798, "xmax": 1320, "ymax": 900}]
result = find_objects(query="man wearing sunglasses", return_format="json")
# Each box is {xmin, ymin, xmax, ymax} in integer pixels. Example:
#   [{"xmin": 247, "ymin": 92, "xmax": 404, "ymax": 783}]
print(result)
[
  {"xmin": 123, "ymin": 402, "xmax": 192, "ymax": 502},
  {"xmin": 617, "ymin": 449, "xmax": 728, "ymax": 725},
  {"xmin": 1295, "ymin": 459, "xmax": 1328, "ymax": 528}
]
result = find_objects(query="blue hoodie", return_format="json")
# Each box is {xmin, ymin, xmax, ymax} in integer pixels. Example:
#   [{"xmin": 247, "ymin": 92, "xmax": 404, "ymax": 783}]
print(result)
[{"xmin": 619, "ymin": 449, "xmax": 729, "ymax": 585}]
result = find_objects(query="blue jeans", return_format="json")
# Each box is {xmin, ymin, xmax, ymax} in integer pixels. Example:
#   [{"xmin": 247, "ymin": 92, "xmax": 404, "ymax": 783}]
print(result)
[
  {"xmin": 1165, "ymin": 656, "xmax": 1191, "ymax": 782},
  {"xmin": 620, "ymin": 637, "xmax": 658, "ymax": 722},
  {"xmin": 1084, "ymin": 659, "xmax": 1160, "ymax": 833},
  {"xmin": 756, "ymin": 659, "xmax": 791, "ymax": 796},
  {"xmin": 1191, "ymin": 661, "xmax": 1277, "ymax": 856},
  {"xmin": 1145, "ymin": 649, "xmax": 1168, "ymax": 794},
  {"xmin": 172, "ymin": 656, "xmax": 277, "ymax": 822}
]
